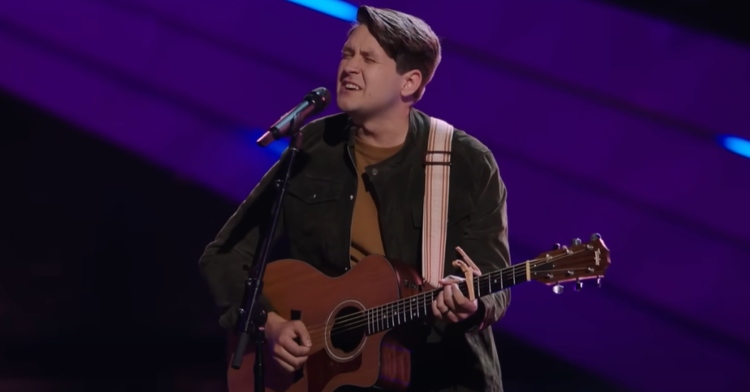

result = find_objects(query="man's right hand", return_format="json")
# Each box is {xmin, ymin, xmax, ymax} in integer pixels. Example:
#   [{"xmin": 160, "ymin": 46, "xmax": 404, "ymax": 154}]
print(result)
[{"xmin": 264, "ymin": 311, "xmax": 312, "ymax": 372}]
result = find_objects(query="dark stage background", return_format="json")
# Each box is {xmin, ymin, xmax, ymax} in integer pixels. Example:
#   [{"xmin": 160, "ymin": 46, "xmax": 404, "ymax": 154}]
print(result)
[
  {"xmin": 1, "ymin": 89, "xmax": 620, "ymax": 391},
  {"xmin": 2, "ymin": 0, "xmax": 749, "ymax": 391}
]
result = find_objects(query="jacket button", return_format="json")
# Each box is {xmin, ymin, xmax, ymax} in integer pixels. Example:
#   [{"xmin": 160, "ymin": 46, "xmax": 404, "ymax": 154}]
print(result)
[{"xmin": 371, "ymin": 168, "xmax": 379, "ymax": 175}]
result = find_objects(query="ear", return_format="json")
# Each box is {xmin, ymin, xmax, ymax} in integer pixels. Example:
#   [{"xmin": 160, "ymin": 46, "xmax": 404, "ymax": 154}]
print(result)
[{"xmin": 400, "ymin": 69, "xmax": 423, "ymax": 98}]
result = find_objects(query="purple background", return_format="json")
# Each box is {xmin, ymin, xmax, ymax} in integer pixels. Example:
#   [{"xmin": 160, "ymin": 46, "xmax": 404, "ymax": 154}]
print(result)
[{"xmin": 1, "ymin": 0, "xmax": 748, "ymax": 390}]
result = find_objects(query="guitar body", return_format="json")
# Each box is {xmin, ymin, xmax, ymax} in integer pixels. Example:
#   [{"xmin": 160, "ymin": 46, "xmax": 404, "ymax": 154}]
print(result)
[
  {"xmin": 224, "ymin": 235, "xmax": 613, "ymax": 392},
  {"xmin": 227, "ymin": 255, "xmax": 424, "ymax": 392}
]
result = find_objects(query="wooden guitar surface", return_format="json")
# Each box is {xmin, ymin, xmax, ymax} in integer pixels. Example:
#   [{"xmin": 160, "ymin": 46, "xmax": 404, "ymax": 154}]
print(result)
[
  {"xmin": 227, "ymin": 255, "xmax": 422, "ymax": 392},
  {"xmin": 225, "ymin": 235, "xmax": 611, "ymax": 392}
]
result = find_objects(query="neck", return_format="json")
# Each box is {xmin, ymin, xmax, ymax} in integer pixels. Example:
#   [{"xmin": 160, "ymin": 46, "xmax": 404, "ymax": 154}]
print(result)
[
  {"xmin": 362, "ymin": 261, "xmax": 533, "ymax": 335},
  {"xmin": 352, "ymin": 106, "xmax": 411, "ymax": 148}
]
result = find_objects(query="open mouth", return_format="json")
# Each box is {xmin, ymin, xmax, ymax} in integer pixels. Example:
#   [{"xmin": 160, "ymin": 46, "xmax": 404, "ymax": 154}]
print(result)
[{"xmin": 343, "ymin": 82, "xmax": 362, "ymax": 91}]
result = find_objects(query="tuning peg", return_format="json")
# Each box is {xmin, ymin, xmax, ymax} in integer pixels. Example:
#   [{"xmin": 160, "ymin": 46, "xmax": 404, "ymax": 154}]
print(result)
[
  {"xmin": 571, "ymin": 238, "xmax": 582, "ymax": 246},
  {"xmin": 590, "ymin": 233, "xmax": 602, "ymax": 240},
  {"xmin": 552, "ymin": 282, "xmax": 564, "ymax": 294},
  {"xmin": 597, "ymin": 276, "xmax": 603, "ymax": 288},
  {"xmin": 574, "ymin": 278, "xmax": 583, "ymax": 292},
  {"xmin": 552, "ymin": 243, "xmax": 561, "ymax": 250}
]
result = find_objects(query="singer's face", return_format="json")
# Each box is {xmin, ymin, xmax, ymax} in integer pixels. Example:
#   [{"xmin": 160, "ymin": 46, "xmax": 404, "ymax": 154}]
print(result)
[{"xmin": 336, "ymin": 25, "xmax": 405, "ymax": 118}]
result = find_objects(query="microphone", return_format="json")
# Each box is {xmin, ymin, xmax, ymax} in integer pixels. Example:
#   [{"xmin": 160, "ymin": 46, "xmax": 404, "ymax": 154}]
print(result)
[{"xmin": 256, "ymin": 87, "xmax": 331, "ymax": 147}]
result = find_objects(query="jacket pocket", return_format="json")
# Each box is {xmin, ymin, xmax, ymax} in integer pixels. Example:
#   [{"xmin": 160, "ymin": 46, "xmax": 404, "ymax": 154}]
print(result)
[
  {"xmin": 283, "ymin": 175, "xmax": 346, "ymax": 265},
  {"xmin": 286, "ymin": 175, "xmax": 343, "ymax": 204}
]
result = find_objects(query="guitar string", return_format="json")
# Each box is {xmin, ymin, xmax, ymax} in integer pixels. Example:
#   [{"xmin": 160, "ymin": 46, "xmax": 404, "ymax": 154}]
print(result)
[
  {"xmin": 301, "ymin": 249, "xmax": 593, "ymax": 341},
  {"xmin": 307, "ymin": 250, "xmax": 581, "ymax": 337},
  {"xmin": 307, "ymin": 265, "xmax": 593, "ymax": 344}
]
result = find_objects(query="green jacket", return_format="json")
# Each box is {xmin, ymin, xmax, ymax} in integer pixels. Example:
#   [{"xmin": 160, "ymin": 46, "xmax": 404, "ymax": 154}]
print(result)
[{"xmin": 199, "ymin": 108, "xmax": 511, "ymax": 391}]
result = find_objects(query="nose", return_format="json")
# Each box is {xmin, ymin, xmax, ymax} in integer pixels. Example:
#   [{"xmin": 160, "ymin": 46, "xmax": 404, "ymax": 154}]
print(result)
[{"xmin": 342, "ymin": 57, "xmax": 362, "ymax": 75}]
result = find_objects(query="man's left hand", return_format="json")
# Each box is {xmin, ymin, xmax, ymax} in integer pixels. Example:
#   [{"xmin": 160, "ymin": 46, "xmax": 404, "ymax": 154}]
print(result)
[{"xmin": 431, "ymin": 276, "xmax": 478, "ymax": 323}]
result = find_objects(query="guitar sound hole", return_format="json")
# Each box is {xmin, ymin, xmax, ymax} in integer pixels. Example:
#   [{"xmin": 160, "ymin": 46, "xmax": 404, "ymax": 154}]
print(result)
[{"xmin": 330, "ymin": 306, "xmax": 366, "ymax": 353}]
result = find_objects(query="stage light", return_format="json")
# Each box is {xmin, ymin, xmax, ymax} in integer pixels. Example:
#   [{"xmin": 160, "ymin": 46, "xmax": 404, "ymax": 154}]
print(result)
[
  {"xmin": 286, "ymin": 0, "xmax": 357, "ymax": 22},
  {"xmin": 719, "ymin": 135, "xmax": 750, "ymax": 159}
]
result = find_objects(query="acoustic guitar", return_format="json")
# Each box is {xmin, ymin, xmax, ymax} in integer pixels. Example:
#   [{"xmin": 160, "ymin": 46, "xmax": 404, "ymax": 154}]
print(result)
[{"xmin": 227, "ymin": 234, "xmax": 611, "ymax": 392}]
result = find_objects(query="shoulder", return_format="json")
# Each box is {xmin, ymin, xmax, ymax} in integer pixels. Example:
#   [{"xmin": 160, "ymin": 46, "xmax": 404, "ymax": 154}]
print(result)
[
  {"xmin": 451, "ymin": 128, "xmax": 501, "ymax": 190},
  {"xmin": 417, "ymin": 110, "xmax": 497, "ymax": 172},
  {"xmin": 438, "ymin": 121, "xmax": 507, "ymax": 197},
  {"xmin": 451, "ymin": 128, "xmax": 494, "ymax": 162}
]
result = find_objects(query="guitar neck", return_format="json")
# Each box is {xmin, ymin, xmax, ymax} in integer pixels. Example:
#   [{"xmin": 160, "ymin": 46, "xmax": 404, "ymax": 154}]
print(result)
[{"xmin": 363, "ymin": 261, "xmax": 531, "ymax": 335}]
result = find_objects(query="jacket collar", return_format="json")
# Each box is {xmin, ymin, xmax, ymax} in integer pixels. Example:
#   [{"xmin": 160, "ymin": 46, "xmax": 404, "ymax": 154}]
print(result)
[{"xmin": 344, "ymin": 108, "xmax": 430, "ymax": 169}]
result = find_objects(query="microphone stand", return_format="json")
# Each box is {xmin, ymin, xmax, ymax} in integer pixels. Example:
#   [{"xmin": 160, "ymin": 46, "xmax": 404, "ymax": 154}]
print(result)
[{"xmin": 231, "ymin": 115, "xmax": 305, "ymax": 392}]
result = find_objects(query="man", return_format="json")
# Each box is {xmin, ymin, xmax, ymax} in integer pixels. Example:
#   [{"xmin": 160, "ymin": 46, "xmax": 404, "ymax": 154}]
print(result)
[{"xmin": 199, "ymin": 5, "xmax": 511, "ymax": 392}]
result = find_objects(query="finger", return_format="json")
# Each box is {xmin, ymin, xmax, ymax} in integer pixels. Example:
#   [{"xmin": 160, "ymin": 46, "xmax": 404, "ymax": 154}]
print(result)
[
  {"xmin": 439, "ymin": 275, "xmax": 464, "ymax": 285},
  {"xmin": 273, "ymin": 345, "xmax": 302, "ymax": 371},
  {"xmin": 292, "ymin": 321, "xmax": 312, "ymax": 347},
  {"xmin": 274, "ymin": 357, "xmax": 295, "ymax": 373},
  {"xmin": 280, "ymin": 335, "xmax": 311, "ymax": 357},
  {"xmin": 451, "ymin": 283, "xmax": 468, "ymax": 307},
  {"xmin": 456, "ymin": 246, "xmax": 482, "ymax": 275},
  {"xmin": 290, "ymin": 354, "xmax": 309, "ymax": 370},
  {"xmin": 443, "ymin": 284, "xmax": 456, "ymax": 311},
  {"xmin": 445, "ymin": 311, "xmax": 460, "ymax": 323},
  {"xmin": 432, "ymin": 291, "xmax": 446, "ymax": 319}
]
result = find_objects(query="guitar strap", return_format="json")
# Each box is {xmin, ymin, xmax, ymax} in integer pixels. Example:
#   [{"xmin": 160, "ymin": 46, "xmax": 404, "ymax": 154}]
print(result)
[{"xmin": 422, "ymin": 116, "xmax": 455, "ymax": 289}]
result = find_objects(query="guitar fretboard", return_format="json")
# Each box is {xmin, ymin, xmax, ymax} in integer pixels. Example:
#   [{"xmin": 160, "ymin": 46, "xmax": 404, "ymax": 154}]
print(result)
[{"xmin": 363, "ymin": 261, "xmax": 530, "ymax": 335}]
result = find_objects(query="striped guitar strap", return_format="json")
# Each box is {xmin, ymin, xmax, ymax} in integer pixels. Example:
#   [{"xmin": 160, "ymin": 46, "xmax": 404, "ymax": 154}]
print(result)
[{"xmin": 421, "ymin": 116, "xmax": 455, "ymax": 288}]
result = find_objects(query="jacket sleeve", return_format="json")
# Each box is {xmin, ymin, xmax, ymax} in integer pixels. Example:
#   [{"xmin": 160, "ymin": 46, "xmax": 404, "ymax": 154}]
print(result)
[
  {"xmin": 454, "ymin": 150, "xmax": 511, "ymax": 333},
  {"xmin": 198, "ymin": 149, "xmax": 290, "ymax": 330}
]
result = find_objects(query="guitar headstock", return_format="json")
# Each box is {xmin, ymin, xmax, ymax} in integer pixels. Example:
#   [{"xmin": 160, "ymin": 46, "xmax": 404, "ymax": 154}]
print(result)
[{"xmin": 528, "ymin": 233, "xmax": 611, "ymax": 294}]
